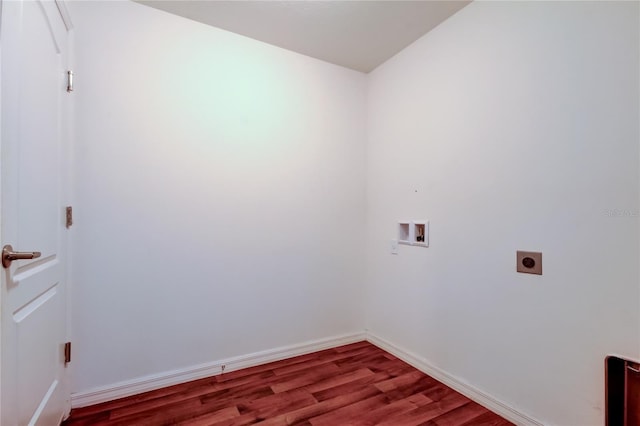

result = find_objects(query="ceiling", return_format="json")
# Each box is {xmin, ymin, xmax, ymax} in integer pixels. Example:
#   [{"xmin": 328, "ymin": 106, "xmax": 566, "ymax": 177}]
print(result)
[{"xmin": 135, "ymin": 1, "xmax": 471, "ymax": 73}]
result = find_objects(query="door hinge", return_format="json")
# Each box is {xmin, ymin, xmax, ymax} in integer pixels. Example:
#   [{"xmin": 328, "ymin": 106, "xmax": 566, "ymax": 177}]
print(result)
[
  {"xmin": 65, "ymin": 206, "xmax": 73, "ymax": 228},
  {"xmin": 66, "ymin": 70, "xmax": 74, "ymax": 93},
  {"xmin": 64, "ymin": 342, "xmax": 71, "ymax": 365}
]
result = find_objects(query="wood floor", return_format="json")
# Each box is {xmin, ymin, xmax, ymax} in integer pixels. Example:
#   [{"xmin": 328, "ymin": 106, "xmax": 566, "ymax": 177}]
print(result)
[{"xmin": 62, "ymin": 341, "xmax": 512, "ymax": 426}]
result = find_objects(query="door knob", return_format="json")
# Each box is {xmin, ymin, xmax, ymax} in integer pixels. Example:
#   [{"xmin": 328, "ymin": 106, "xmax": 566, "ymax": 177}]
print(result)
[{"xmin": 2, "ymin": 244, "xmax": 41, "ymax": 268}]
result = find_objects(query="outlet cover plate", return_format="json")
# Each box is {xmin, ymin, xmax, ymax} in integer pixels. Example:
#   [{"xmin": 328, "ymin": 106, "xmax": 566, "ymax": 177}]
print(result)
[{"xmin": 516, "ymin": 251, "xmax": 542, "ymax": 275}]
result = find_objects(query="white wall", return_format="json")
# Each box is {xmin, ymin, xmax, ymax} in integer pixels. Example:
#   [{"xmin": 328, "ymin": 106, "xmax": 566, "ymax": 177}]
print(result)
[
  {"xmin": 69, "ymin": 1, "xmax": 366, "ymax": 394},
  {"xmin": 365, "ymin": 2, "xmax": 639, "ymax": 426},
  {"xmin": 69, "ymin": 1, "xmax": 640, "ymax": 423}
]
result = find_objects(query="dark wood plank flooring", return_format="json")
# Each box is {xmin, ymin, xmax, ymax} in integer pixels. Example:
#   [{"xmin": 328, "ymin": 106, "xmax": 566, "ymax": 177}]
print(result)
[{"xmin": 62, "ymin": 341, "xmax": 512, "ymax": 426}]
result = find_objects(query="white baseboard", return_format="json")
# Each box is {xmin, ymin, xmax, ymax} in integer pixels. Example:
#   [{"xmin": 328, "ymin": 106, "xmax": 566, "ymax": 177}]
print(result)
[
  {"xmin": 71, "ymin": 331, "xmax": 366, "ymax": 408},
  {"xmin": 365, "ymin": 333, "xmax": 543, "ymax": 426},
  {"xmin": 72, "ymin": 329, "xmax": 542, "ymax": 426}
]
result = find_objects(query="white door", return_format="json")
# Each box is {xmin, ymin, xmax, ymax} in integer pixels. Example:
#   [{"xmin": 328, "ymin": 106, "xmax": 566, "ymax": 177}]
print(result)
[{"xmin": 1, "ymin": 0, "xmax": 71, "ymax": 425}]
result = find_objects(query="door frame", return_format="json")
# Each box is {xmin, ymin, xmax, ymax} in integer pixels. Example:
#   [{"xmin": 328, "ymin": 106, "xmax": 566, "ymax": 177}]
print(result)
[{"xmin": 58, "ymin": 0, "xmax": 74, "ymax": 418}]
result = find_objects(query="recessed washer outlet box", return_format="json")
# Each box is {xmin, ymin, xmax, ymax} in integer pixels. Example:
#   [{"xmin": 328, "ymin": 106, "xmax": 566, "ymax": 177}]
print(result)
[
  {"xmin": 397, "ymin": 220, "xmax": 429, "ymax": 247},
  {"xmin": 516, "ymin": 251, "xmax": 542, "ymax": 275}
]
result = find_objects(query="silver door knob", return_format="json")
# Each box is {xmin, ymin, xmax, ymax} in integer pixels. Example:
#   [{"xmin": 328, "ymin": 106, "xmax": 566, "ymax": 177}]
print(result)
[{"xmin": 2, "ymin": 244, "xmax": 41, "ymax": 268}]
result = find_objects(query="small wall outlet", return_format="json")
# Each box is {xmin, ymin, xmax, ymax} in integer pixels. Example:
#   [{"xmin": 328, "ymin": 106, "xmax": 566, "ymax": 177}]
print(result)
[
  {"xmin": 517, "ymin": 251, "xmax": 542, "ymax": 275},
  {"xmin": 391, "ymin": 240, "xmax": 399, "ymax": 255}
]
